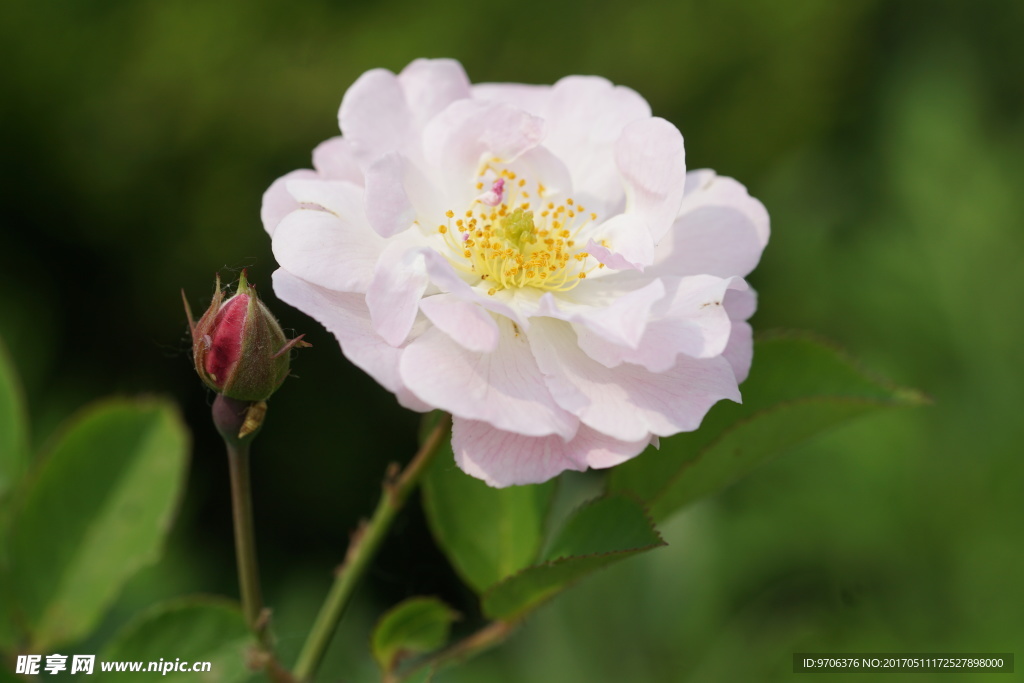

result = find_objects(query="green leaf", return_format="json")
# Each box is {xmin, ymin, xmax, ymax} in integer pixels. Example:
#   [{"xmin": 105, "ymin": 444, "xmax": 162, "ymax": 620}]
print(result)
[
  {"xmin": 371, "ymin": 596, "xmax": 459, "ymax": 673},
  {"xmin": 421, "ymin": 440, "xmax": 556, "ymax": 594},
  {"xmin": 0, "ymin": 337, "xmax": 30, "ymax": 651},
  {"xmin": 9, "ymin": 398, "xmax": 190, "ymax": 650},
  {"xmin": 0, "ymin": 335, "xmax": 29, "ymax": 506},
  {"xmin": 93, "ymin": 597, "xmax": 255, "ymax": 683},
  {"xmin": 481, "ymin": 495, "xmax": 665, "ymax": 620},
  {"xmin": 609, "ymin": 332, "xmax": 928, "ymax": 521}
]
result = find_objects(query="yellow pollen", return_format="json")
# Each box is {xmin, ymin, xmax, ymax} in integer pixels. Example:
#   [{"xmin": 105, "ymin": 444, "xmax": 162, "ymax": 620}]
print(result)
[{"xmin": 440, "ymin": 174, "xmax": 597, "ymax": 294}]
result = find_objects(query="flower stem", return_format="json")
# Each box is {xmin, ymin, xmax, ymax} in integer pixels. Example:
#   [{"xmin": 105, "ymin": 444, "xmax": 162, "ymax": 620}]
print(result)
[
  {"xmin": 292, "ymin": 413, "xmax": 452, "ymax": 682},
  {"xmin": 226, "ymin": 439, "xmax": 265, "ymax": 635},
  {"xmin": 213, "ymin": 395, "xmax": 269, "ymax": 643}
]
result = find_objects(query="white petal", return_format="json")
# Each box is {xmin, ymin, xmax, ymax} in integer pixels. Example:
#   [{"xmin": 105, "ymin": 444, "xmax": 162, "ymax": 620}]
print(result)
[
  {"xmin": 721, "ymin": 286, "xmax": 758, "ymax": 383},
  {"xmin": 272, "ymin": 209, "xmax": 384, "ymax": 293},
  {"xmin": 724, "ymin": 282, "xmax": 758, "ymax": 321},
  {"xmin": 400, "ymin": 319, "xmax": 578, "ymax": 439},
  {"xmin": 586, "ymin": 213, "xmax": 655, "ymax": 271},
  {"xmin": 312, "ymin": 137, "xmax": 363, "ymax": 183},
  {"xmin": 529, "ymin": 318, "xmax": 741, "ymax": 442},
  {"xmin": 452, "ymin": 417, "xmax": 586, "ymax": 486},
  {"xmin": 575, "ymin": 275, "xmax": 742, "ymax": 372},
  {"xmin": 722, "ymin": 321, "xmax": 753, "ymax": 384},
  {"xmin": 472, "ymin": 82, "xmax": 552, "ymax": 116},
  {"xmin": 286, "ymin": 178, "xmax": 363, "ymax": 218},
  {"xmin": 339, "ymin": 68, "xmax": 411, "ymax": 163},
  {"xmin": 419, "ymin": 293, "xmax": 500, "ymax": 353},
  {"xmin": 452, "ymin": 419, "xmax": 652, "ymax": 487},
  {"xmin": 653, "ymin": 171, "xmax": 770, "ymax": 278},
  {"xmin": 505, "ymin": 146, "xmax": 575, "ymax": 201},
  {"xmin": 271, "ymin": 270, "xmax": 429, "ymax": 411},
  {"xmin": 363, "ymin": 152, "xmax": 416, "ymax": 237},
  {"xmin": 366, "ymin": 235, "xmax": 430, "ymax": 346},
  {"xmin": 421, "ymin": 250, "xmax": 532, "ymax": 329},
  {"xmin": 542, "ymin": 76, "xmax": 651, "ymax": 211},
  {"xmin": 422, "ymin": 100, "xmax": 545, "ymax": 206},
  {"xmin": 615, "ymin": 117, "xmax": 687, "ymax": 243},
  {"xmin": 261, "ymin": 169, "xmax": 316, "ymax": 236},
  {"xmin": 537, "ymin": 278, "xmax": 665, "ymax": 349},
  {"xmin": 398, "ymin": 58, "xmax": 472, "ymax": 128}
]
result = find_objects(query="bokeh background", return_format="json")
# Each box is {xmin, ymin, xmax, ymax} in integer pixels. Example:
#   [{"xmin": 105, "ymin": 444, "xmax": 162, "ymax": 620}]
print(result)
[{"xmin": 2, "ymin": 0, "xmax": 1022, "ymax": 680}]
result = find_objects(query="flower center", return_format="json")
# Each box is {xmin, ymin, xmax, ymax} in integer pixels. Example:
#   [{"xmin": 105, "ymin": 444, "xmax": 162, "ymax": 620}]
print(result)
[{"xmin": 437, "ymin": 169, "xmax": 602, "ymax": 295}]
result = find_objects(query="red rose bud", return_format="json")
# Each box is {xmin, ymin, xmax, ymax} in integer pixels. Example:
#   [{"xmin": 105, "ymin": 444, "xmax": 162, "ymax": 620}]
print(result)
[{"xmin": 183, "ymin": 270, "xmax": 310, "ymax": 401}]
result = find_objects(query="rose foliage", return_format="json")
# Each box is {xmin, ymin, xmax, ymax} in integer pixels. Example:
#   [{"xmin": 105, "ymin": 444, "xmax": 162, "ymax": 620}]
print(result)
[{"xmin": 263, "ymin": 59, "xmax": 769, "ymax": 486}]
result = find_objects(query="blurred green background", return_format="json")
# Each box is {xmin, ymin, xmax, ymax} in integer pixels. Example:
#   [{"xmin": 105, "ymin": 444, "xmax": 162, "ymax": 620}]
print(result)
[{"xmin": 2, "ymin": 0, "xmax": 1022, "ymax": 680}]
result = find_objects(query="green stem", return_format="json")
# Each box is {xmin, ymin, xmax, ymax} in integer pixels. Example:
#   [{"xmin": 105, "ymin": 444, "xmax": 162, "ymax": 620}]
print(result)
[
  {"xmin": 293, "ymin": 413, "xmax": 452, "ymax": 682},
  {"xmin": 226, "ymin": 439, "xmax": 266, "ymax": 638}
]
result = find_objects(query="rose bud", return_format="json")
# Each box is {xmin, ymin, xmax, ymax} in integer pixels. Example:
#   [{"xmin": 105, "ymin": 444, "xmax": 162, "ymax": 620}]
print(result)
[{"xmin": 183, "ymin": 270, "xmax": 310, "ymax": 401}]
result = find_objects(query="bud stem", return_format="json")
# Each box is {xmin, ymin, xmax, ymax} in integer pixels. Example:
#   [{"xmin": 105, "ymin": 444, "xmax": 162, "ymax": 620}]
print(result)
[
  {"xmin": 292, "ymin": 413, "xmax": 453, "ymax": 682},
  {"xmin": 227, "ymin": 439, "xmax": 265, "ymax": 636},
  {"xmin": 213, "ymin": 395, "xmax": 267, "ymax": 641}
]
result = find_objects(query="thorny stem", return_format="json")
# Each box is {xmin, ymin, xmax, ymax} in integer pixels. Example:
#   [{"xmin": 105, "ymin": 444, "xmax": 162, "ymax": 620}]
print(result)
[{"xmin": 292, "ymin": 413, "xmax": 453, "ymax": 682}]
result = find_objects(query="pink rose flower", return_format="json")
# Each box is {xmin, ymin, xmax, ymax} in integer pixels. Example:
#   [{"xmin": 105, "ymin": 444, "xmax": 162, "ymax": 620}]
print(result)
[{"xmin": 263, "ymin": 59, "xmax": 768, "ymax": 486}]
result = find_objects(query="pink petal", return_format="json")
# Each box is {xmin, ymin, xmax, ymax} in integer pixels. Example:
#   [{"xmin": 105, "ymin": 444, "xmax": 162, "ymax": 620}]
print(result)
[
  {"xmin": 653, "ymin": 171, "xmax": 770, "ymax": 279},
  {"xmin": 723, "ymin": 282, "xmax": 758, "ymax": 321},
  {"xmin": 272, "ymin": 270, "xmax": 430, "ymax": 411},
  {"xmin": 722, "ymin": 321, "xmax": 753, "ymax": 384},
  {"xmin": 420, "ymin": 250, "xmax": 531, "ymax": 329},
  {"xmin": 422, "ymin": 100, "xmax": 545, "ymax": 206},
  {"xmin": 272, "ymin": 208, "xmax": 384, "ymax": 293},
  {"xmin": 452, "ymin": 418, "xmax": 652, "ymax": 487},
  {"xmin": 339, "ymin": 68, "xmax": 412, "ymax": 163},
  {"xmin": 541, "ymin": 76, "xmax": 651, "ymax": 211},
  {"xmin": 529, "ymin": 318, "xmax": 741, "ymax": 443},
  {"xmin": 614, "ymin": 117, "xmax": 687, "ymax": 243},
  {"xmin": 419, "ymin": 293, "xmax": 500, "ymax": 353},
  {"xmin": 364, "ymin": 152, "xmax": 416, "ymax": 237},
  {"xmin": 398, "ymin": 58, "xmax": 472, "ymax": 128},
  {"xmin": 366, "ymin": 236, "xmax": 430, "ymax": 346},
  {"xmin": 586, "ymin": 213, "xmax": 655, "ymax": 271},
  {"xmin": 537, "ymin": 278, "xmax": 666, "ymax": 349},
  {"xmin": 400, "ymin": 319, "xmax": 578, "ymax": 439},
  {"xmin": 312, "ymin": 137, "xmax": 363, "ymax": 183},
  {"xmin": 575, "ymin": 275, "xmax": 742, "ymax": 372},
  {"xmin": 286, "ymin": 178, "xmax": 364, "ymax": 218},
  {"xmin": 472, "ymin": 82, "xmax": 552, "ymax": 116},
  {"xmin": 721, "ymin": 286, "xmax": 758, "ymax": 383},
  {"xmin": 261, "ymin": 169, "xmax": 317, "ymax": 236}
]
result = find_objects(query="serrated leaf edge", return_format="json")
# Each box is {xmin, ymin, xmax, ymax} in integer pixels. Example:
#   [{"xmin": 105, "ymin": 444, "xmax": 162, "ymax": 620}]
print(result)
[
  {"xmin": 646, "ymin": 394, "xmax": 914, "ymax": 517},
  {"xmin": 480, "ymin": 495, "xmax": 666, "ymax": 620},
  {"xmin": 754, "ymin": 329, "xmax": 932, "ymax": 404}
]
